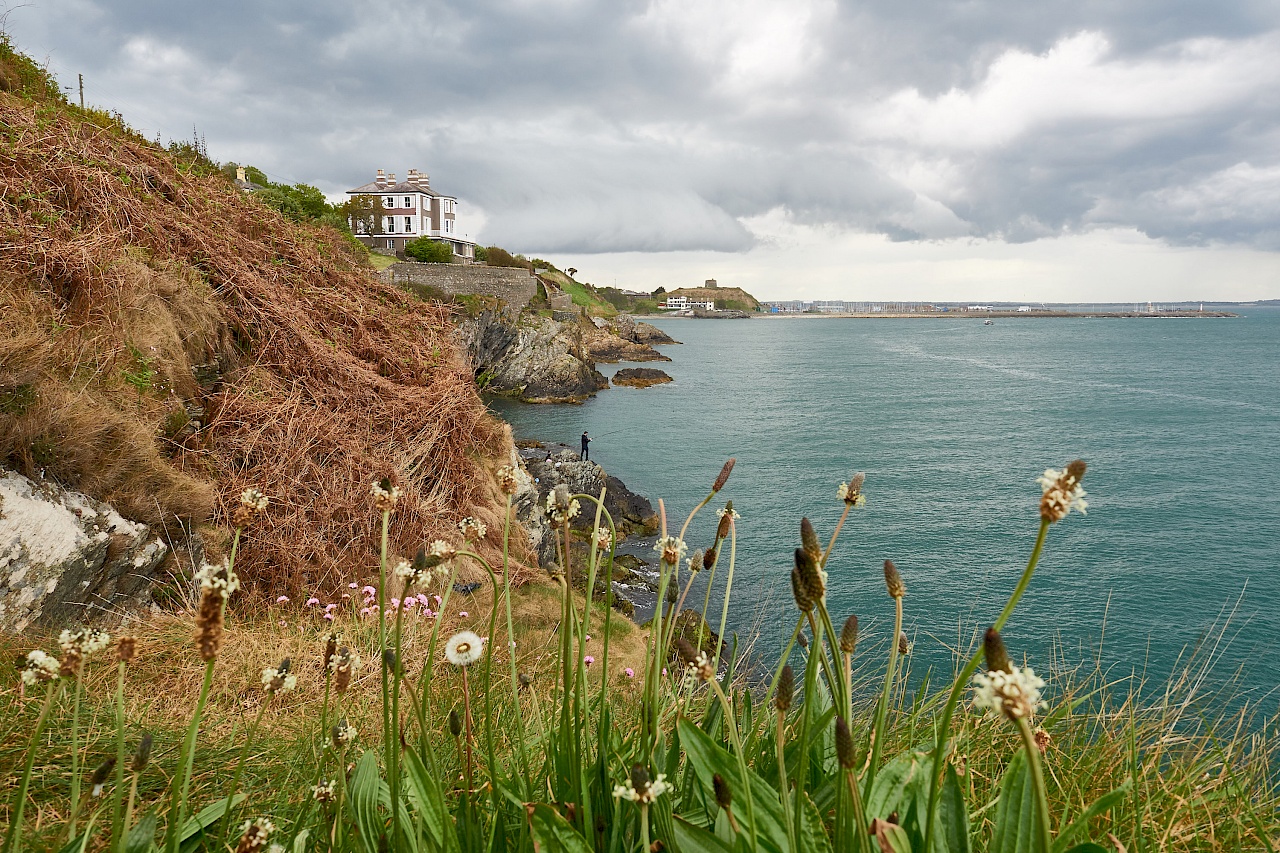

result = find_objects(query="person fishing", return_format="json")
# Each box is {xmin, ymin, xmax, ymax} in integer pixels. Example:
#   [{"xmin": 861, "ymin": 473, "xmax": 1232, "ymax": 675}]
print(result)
[{"xmin": 580, "ymin": 431, "xmax": 592, "ymax": 460}]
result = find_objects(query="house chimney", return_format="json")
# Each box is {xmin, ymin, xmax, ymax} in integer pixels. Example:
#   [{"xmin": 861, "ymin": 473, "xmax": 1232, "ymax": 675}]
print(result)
[
  {"xmin": 387, "ymin": 173, "xmax": 396, "ymax": 186},
  {"xmin": 236, "ymin": 166, "xmax": 246, "ymax": 182},
  {"xmin": 375, "ymin": 168, "xmax": 386, "ymax": 188},
  {"xmin": 406, "ymin": 169, "xmax": 419, "ymax": 187}
]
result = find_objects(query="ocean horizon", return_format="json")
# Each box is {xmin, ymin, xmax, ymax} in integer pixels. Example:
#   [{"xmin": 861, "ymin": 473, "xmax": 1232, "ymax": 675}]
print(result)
[{"xmin": 489, "ymin": 307, "xmax": 1280, "ymax": 703}]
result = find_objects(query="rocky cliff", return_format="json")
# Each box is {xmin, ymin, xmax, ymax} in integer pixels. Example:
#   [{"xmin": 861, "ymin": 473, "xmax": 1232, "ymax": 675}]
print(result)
[{"xmin": 458, "ymin": 308, "xmax": 609, "ymax": 403}]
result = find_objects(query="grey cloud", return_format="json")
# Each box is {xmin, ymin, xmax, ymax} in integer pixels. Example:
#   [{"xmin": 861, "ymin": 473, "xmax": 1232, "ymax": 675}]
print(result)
[{"xmin": 7, "ymin": 0, "xmax": 1280, "ymax": 254}]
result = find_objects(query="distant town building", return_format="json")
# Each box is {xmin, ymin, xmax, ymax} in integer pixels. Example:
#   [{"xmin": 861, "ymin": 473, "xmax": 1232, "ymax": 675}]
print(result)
[
  {"xmin": 345, "ymin": 168, "xmax": 477, "ymax": 260},
  {"xmin": 704, "ymin": 279, "xmax": 718, "ymax": 288},
  {"xmin": 663, "ymin": 295, "xmax": 716, "ymax": 310}
]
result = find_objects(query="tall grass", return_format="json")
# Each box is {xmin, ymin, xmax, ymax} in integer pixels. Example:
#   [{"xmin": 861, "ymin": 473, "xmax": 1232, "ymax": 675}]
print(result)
[{"xmin": 2, "ymin": 460, "xmax": 1277, "ymax": 852}]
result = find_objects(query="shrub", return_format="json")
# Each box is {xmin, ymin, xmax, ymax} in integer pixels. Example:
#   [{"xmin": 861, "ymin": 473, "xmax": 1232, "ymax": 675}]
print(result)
[
  {"xmin": 484, "ymin": 246, "xmax": 530, "ymax": 269},
  {"xmin": 403, "ymin": 238, "xmax": 454, "ymax": 264}
]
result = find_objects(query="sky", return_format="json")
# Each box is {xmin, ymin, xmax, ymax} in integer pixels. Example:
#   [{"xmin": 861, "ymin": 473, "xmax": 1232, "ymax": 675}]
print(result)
[{"xmin": 7, "ymin": 0, "xmax": 1280, "ymax": 302}]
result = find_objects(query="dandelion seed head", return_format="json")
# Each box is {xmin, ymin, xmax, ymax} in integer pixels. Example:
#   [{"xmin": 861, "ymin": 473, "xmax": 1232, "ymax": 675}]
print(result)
[{"xmin": 444, "ymin": 630, "xmax": 484, "ymax": 667}]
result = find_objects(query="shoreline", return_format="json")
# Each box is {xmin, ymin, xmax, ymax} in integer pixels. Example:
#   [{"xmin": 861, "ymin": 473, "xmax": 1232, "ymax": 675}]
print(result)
[{"xmin": 659, "ymin": 310, "xmax": 1239, "ymax": 319}]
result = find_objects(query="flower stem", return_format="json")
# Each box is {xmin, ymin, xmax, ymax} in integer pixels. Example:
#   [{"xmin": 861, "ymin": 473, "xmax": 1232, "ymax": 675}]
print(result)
[
  {"xmin": 775, "ymin": 709, "xmax": 797, "ymax": 853},
  {"xmin": 67, "ymin": 667, "xmax": 85, "ymax": 842},
  {"xmin": 708, "ymin": 679, "xmax": 759, "ymax": 853},
  {"xmin": 921, "ymin": 519, "xmax": 1050, "ymax": 852},
  {"xmin": 864, "ymin": 596, "xmax": 903, "ymax": 800},
  {"xmin": 219, "ymin": 697, "xmax": 271, "ymax": 844},
  {"xmin": 2, "ymin": 680, "xmax": 59, "ymax": 853},
  {"xmin": 108, "ymin": 661, "xmax": 128, "ymax": 853},
  {"xmin": 1015, "ymin": 716, "xmax": 1054, "ymax": 853}
]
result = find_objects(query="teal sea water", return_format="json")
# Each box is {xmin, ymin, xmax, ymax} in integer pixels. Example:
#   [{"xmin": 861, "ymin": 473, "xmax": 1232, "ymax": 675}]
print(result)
[{"xmin": 489, "ymin": 308, "xmax": 1280, "ymax": 697}]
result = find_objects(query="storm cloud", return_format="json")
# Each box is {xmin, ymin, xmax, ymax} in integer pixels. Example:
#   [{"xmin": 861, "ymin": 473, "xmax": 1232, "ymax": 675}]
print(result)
[{"xmin": 8, "ymin": 0, "xmax": 1280, "ymax": 257}]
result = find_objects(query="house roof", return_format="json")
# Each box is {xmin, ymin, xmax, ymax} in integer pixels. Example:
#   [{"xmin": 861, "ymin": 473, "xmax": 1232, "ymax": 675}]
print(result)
[{"xmin": 346, "ymin": 180, "xmax": 454, "ymax": 198}]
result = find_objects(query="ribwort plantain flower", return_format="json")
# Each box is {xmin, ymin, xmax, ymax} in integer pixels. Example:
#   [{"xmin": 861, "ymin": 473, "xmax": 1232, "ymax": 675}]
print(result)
[
  {"xmin": 371, "ymin": 477, "xmax": 401, "ymax": 512},
  {"xmin": 883, "ymin": 559, "xmax": 906, "ymax": 599},
  {"xmin": 898, "ymin": 631, "xmax": 912, "ymax": 656},
  {"xmin": 712, "ymin": 458, "xmax": 735, "ymax": 493},
  {"xmin": 794, "ymin": 547, "xmax": 826, "ymax": 605},
  {"xmin": 312, "ymin": 780, "xmax": 336, "ymax": 803},
  {"xmin": 496, "ymin": 465, "xmax": 520, "ymax": 496},
  {"xmin": 775, "ymin": 665, "xmax": 795, "ymax": 713},
  {"xmin": 458, "ymin": 516, "xmax": 487, "ymax": 540},
  {"xmin": 116, "ymin": 636, "xmax": 137, "ymax": 663},
  {"xmin": 713, "ymin": 773, "xmax": 733, "ymax": 810},
  {"xmin": 445, "ymin": 631, "xmax": 484, "ymax": 667},
  {"xmin": 397, "ymin": 548, "xmax": 442, "ymax": 588},
  {"xmin": 790, "ymin": 566, "xmax": 814, "ymax": 613},
  {"xmin": 840, "ymin": 615, "xmax": 859, "ymax": 655},
  {"xmin": 687, "ymin": 549, "xmax": 704, "ymax": 573},
  {"xmin": 58, "ymin": 628, "xmax": 109, "ymax": 675},
  {"xmin": 546, "ymin": 485, "xmax": 580, "ymax": 527},
  {"xmin": 330, "ymin": 647, "xmax": 358, "ymax": 695},
  {"xmin": 195, "ymin": 560, "xmax": 238, "ymax": 662},
  {"xmin": 233, "ymin": 487, "xmax": 269, "ymax": 527},
  {"xmin": 322, "ymin": 632, "xmax": 338, "ymax": 671},
  {"xmin": 595, "ymin": 526, "xmax": 613, "ymax": 552},
  {"xmin": 260, "ymin": 658, "xmax": 296, "ymax": 694},
  {"xmin": 800, "ymin": 518, "xmax": 822, "ymax": 563},
  {"xmin": 835, "ymin": 716, "xmax": 857, "ymax": 769},
  {"xmin": 613, "ymin": 764, "xmax": 670, "ymax": 803},
  {"xmin": 675, "ymin": 639, "xmax": 714, "ymax": 682},
  {"xmin": 837, "ymin": 472, "xmax": 867, "ymax": 506},
  {"xmin": 90, "ymin": 757, "xmax": 115, "ymax": 796},
  {"xmin": 448, "ymin": 708, "xmax": 463, "ymax": 737},
  {"xmin": 235, "ymin": 818, "xmax": 275, "ymax": 852},
  {"xmin": 983, "ymin": 627, "xmax": 1011, "ymax": 674},
  {"xmin": 1038, "ymin": 460, "xmax": 1088, "ymax": 522},
  {"xmin": 130, "ymin": 732, "xmax": 153, "ymax": 772},
  {"xmin": 972, "ymin": 664, "xmax": 1047, "ymax": 720},
  {"xmin": 654, "ymin": 535, "xmax": 688, "ymax": 566},
  {"xmin": 21, "ymin": 649, "xmax": 60, "ymax": 686},
  {"xmin": 331, "ymin": 719, "xmax": 357, "ymax": 750}
]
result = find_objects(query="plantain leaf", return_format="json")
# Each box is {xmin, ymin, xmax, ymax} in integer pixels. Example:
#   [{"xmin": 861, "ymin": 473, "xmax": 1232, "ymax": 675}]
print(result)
[
  {"xmin": 178, "ymin": 794, "xmax": 246, "ymax": 853},
  {"xmin": 123, "ymin": 808, "xmax": 157, "ymax": 853},
  {"xmin": 348, "ymin": 750, "xmax": 386, "ymax": 853},
  {"xmin": 1052, "ymin": 780, "xmax": 1132, "ymax": 853},
  {"xmin": 1061, "ymin": 846, "xmax": 1108, "ymax": 853},
  {"xmin": 871, "ymin": 821, "xmax": 913, "ymax": 853},
  {"xmin": 934, "ymin": 761, "xmax": 971, "ymax": 853},
  {"xmin": 677, "ymin": 717, "xmax": 789, "ymax": 853},
  {"xmin": 291, "ymin": 829, "xmax": 310, "ymax": 853},
  {"xmin": 671, "ymin": 815, "xmax": 732, "ymax": 853},
  {"xmin": 990, "ymin": 751, "xmax": 1048, "ymax": 853},
  {"xmin": 528, "ymin": 802, "xmax": 593, "ymax": 853},
  {"xmin": 403, "ymin": 749, "xmax": 461, "ymax": 853},
  {"xmin": 799, "ymin": 792, "xmax": 835, "ymax": 853}
]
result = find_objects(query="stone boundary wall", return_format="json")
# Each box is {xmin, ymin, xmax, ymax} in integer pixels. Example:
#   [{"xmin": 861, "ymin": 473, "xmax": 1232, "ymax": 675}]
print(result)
[{"xmin": 381, "ymin": 263, "xmax": 538, "ymax": 307}]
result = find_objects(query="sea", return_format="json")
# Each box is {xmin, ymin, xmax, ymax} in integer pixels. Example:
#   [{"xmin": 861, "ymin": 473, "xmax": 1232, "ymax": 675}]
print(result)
[{"xmin": 487, "ymin": 306, "xmax": 1280, "ymax": 705}]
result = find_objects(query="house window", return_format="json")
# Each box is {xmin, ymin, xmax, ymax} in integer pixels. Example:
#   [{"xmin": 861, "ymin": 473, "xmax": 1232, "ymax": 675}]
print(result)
[
  {"xmin": 383, "ymin": 196, "xmax": 394, "ymax": 209},
  {"xmin": 404, "ymin": 196, "xmax": 412, "ymax": 208},
  {"xmin": 445, "ymin": 219, "xmax": 452, "ymax": 233},
  {"xmin": 404, "ymin": 216, "xmax": 412, "ymax": 232},
  {"xmin": 387, "ymin": 239, "xmax": 395, "ymax": 249},
  {"xmin": 385, "ymin": 217, "xmax": 395, "ymax": 233}
]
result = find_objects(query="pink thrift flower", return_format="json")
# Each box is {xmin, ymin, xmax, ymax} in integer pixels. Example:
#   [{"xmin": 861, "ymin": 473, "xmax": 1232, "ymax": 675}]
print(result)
[
  {"xmin": 348, "ymin": 582, "xmax": 359, "ymax": 589},
  {"xmin": 325, "ymin": 603, "xmax": 338, "ymax": 612},
  {"xmin": 417, "ymin": 594, "xmax": 431, "ymax": 607},
  {"xmin": 359, "ymin": 607, "xmax": 373, "ymax": 617},
  {"xmin": 584, "ymin": 656, "xmax": 595, "ymax": 667},
  {"xmin": 585, "ymin": 634, "xmax": 592, "ymax": 642},
  {"xmin": 362, "ymin": 586, "xmax": 376, "ymax": 597},
  {"xmin": 323, "ymin": 612, "xmax": 335, "ymax": 621},
  {"xmin": 624, "ymin": 667, "xmax": 635, "ymax": 678},
  {"xmin": 275, "ymin": 595, "xmax": 290, "ymax": 604},
  {"xmin": 662, "ymin": 668, "xmax": 668, "ymax": 677},
  {"xmin": 390, "ymin": 598, "xmax": 400, "ymax": 608},
  {"xmin": 341, "ymin": 593, "xmax": 351, "ymax": 600},
  {"xmin": 459, "ymin": 611, "xmax": 469, "ymax": 618},
  {"xmin": 433, "ymin": 595, "xmax": 442, "ymax": 606},
  {"xmin": 279, "ymin": 620, "xmax": 287, "ymax": 627},
  {"xmin": 306, "ymin": 597, "xmax": 320, "ymax": 607}
]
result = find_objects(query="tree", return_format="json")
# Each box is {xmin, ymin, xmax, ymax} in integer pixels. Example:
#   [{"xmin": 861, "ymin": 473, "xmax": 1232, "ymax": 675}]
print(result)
[
  {"xmin": 567, "ymin": 268, "xmax": 577, "ymax": 279},
  {"xmin": 404, "ymin": 238, "xmax": 454, "ymax": 263},
  {"xmin": 653, "ymin": 286, "xmax": 666, "ymax": 296},
  {"xmin": 339, "ymin": 194, "xmax": 383, "ymax": 236}
]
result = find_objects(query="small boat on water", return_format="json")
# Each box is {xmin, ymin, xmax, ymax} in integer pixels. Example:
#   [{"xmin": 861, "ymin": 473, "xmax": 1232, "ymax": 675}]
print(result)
[{"xmin": 984, "ymin": 319, "xmax": 994, "ymax": 325}]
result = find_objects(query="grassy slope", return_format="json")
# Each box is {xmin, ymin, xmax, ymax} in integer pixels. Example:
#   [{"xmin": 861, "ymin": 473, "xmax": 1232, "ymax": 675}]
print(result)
[
  {"xmin": 0, "ymin": 36, "xmax": 523, "ymax": 598},
  {"xmin": 664, "ymin": 286, "xmax": 760, "ymax": 310},
  {"xmin": 540, "ymin": 270, "xmax": 617, "ymax": 316}
]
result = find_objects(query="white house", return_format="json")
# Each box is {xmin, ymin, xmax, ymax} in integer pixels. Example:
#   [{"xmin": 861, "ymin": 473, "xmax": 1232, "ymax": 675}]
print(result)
[
  {"xmin": 663, "ymin": 295, "xmax": 716, "ymax": 311},
  {"xmin": 346, "ymin": 168, "xmax": 477, "ymax": 260}
]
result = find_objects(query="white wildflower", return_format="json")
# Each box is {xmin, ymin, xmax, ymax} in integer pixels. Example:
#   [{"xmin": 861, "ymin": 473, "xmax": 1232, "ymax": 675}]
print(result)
[
  {"xmin": 370, "ymin": 478, "xmax": 401, "ymax": 511},
  {"xmin": 429, "ymin": 540, "xmax": 458, "ymax": 561},
  {"xmin": 260, "ymin": 660, "xmax": 297, "ymax": 694},
  {"xmin": 21, "ymin": 650, "xmax": 60, "ymax": 686},
  {"xmin": 971, "ymin": 664, "xmax": 1047, "ymax": 720},
  {"xmin": 613, "ymin": 773, "xmax": 671, "ymax": 803},
  {"xmin": 240, "ymin": 488, "xmax": 269, "ymax": 512},
  {"xmin": 444, "ymin": 630, "xmax": 485, "ymax": 667},
  {"xmin": 458, "ymin": 516, "xmax": 487, "ymax": 540},
  {"xmin": 1038, "ymin": 465, "xmax": 1087, "ymax": 522},
  {"xmin": 715, "ymin": 506, "xmax": 741, "ymax": 521},
  {"xmin": 654, "ymin": 536, "xmax": 688, "ymax": 566},
  {"xmin": 594, "ymin": 526, "xmax": 613, "ymax": 551},
  {"xmin": 312, "ymin": 780, "xmax": 336, "ymax": 802},
  {"xmin": 195, "ymin": 560, "xmax": 240, "ymax": 598},
  {"xmin": 59, "ymin": 628, "xmax": 111, "ymax": 657}
]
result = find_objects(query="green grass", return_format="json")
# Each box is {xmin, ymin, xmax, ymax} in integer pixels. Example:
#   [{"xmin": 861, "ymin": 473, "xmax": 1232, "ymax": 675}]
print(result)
[
  {"xmin": 3, "ymin": 465, "xmax": 1278, "ymax": 852},
  {"xmin": 368, "ymin": 253, "xmax": 397, "ymax": 271}
]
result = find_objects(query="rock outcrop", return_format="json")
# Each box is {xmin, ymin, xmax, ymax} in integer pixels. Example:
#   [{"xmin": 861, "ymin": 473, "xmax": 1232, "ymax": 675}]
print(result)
[
  {"xmin": 517, "ymin": 443, "xmax": 659, "ymax": 539},
  {"xmin": 613, "ymin": 368, "xmax": 673, "ymax": 388},
  {"xmin": 584, "ymin": 315, "xmax": 679, "ymax": 363},
  {"xmin": 0, "ymin": 468, "xmax": 184, "ymax": 632},
  {"xmin": 458, "ymin": 309, "xmax": 608, "ymax": 403}
]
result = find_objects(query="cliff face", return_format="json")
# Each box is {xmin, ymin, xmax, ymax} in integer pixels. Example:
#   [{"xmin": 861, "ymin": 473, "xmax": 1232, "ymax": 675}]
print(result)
[{"xmin": 458, "ymin": 309, "xmax": 608, "ymax": 403}]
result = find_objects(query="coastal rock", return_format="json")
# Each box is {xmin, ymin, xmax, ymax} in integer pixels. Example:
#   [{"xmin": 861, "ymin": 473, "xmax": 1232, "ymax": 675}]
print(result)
[
  {"xmin": 612, "ymin": 368, "xmax": 673, "ymax": 388},
  {"xmin": 0, "ymin": 468, "xmax": 174, "ymax": 632},
  {"xmin": 584, "ymin": 317, "xmax": 671, "ymax": 363},
  {"xmin": 458, "ymin": 309, "xmax": 607, "ymax": 403},
  {"xmin": 615, "ymin": 315, "xmax": 679, "ymax": 346},
  {"xmin": 518, "ymin": 443, "xmax": 659, "ymax": 539}
]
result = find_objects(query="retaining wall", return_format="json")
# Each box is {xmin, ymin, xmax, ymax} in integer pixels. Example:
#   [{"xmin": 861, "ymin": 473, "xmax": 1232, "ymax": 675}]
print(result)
[{"xmin": 381, "ymin": 263, "xmax": 538, "ymax": 307}]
